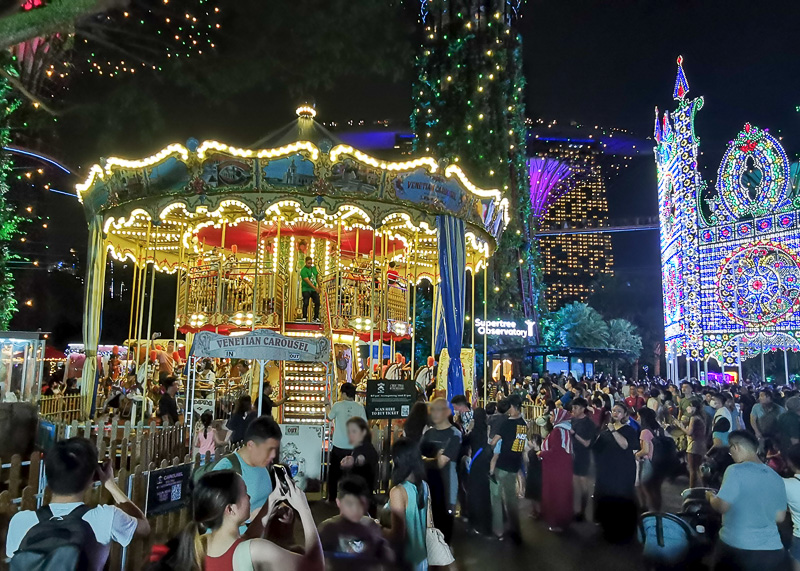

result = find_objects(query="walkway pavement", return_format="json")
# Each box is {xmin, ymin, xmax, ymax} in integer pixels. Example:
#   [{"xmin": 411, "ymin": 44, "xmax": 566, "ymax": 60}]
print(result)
[{"xmin": 311, "ymin": 477, "xmax": 691, "ymax": 570}]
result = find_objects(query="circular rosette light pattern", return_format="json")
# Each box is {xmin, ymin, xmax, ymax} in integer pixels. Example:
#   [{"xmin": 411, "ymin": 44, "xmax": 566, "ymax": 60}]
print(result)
[
  {"xmin": 717, "ymin": 242, "xmax": 800, "ymax": 325},
  {"xmin": 716, "ymin": 123, "xmax": 789, "ymax": 219}
]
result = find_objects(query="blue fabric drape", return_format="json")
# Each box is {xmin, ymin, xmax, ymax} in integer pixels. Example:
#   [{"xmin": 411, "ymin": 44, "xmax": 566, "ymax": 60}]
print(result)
[{"xmin": 436, "ymin": 215, "xmax": 466, "ymax": 399}]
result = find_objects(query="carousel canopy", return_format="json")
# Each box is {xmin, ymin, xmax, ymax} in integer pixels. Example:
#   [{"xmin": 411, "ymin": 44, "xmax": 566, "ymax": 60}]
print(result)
[{"xmin": 76, "ymin": 106, "xmax": 509, "ymax": 274}]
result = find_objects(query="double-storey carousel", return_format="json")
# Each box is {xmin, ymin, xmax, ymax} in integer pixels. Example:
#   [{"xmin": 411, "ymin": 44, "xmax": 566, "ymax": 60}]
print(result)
[{"xmin": 76, "ymin": 106, "xmax": 508, "ymax": 422}]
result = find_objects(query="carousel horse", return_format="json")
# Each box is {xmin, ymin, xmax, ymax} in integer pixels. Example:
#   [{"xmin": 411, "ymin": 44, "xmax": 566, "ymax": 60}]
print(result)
[{"xmin": 413, "ymin": 366, "xmax": 433, "ymax": 399}]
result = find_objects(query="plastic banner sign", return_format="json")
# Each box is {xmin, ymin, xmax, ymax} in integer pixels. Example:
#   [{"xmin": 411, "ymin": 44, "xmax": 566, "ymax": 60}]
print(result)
[
  {"xmin": 190, "ymin": 329, "xmax": 330, "ymax": 362},
  {"xmin": 145, "ymin": 464, "xmax": 192, "ymax": 516}
]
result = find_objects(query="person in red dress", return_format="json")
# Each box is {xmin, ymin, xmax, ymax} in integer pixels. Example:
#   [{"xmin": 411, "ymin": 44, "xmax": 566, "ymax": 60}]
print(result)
[{"xmin": 540, "ymin": 408, "xmax": 574, "ymax": 532}]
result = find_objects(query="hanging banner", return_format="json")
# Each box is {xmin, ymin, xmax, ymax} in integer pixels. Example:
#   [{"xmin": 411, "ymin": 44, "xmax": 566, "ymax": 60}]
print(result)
[
  {"xmin": 437, "ymin": 348, "xmax": 475, "ymax": 394},
  {"xmin": 190, "ymin": 330, "xmax": 330, "ymax": 362}
]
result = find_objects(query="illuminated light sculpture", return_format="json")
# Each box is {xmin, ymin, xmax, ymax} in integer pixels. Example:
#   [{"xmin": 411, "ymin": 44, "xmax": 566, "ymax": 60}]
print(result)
[
  {"xmin": 656, "ymin": 56, "xmax": 800, "ymax": 377},
  {"xmin": 528, "ymin": 157, "xmax": 572, "ymax": 218}
]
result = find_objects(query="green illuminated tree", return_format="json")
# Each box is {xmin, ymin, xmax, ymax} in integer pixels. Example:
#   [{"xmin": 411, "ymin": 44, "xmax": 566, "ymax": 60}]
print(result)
[
  {"xmin": 411, "ymin": 2, "xmax": 539, "ymax": 331},
  {"xmin": 0, "ymin": 78, "xmax": 22, "ymax": 329}
]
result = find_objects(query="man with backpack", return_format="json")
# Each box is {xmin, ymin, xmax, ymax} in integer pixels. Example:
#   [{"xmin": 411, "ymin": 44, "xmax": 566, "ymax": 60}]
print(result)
[{"xmin": 6, "ymin": 437, "xmax": 150, "ymax": 571}]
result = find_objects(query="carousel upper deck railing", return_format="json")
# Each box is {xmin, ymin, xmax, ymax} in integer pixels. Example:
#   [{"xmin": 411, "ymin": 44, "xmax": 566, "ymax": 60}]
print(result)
[
  {"xmin": 176, "ymin": 260, "xmax": 284, "ymax": 329},
  {"xmin": 322, "ymin": 271, "xmax": 409, "ymax": 331}
]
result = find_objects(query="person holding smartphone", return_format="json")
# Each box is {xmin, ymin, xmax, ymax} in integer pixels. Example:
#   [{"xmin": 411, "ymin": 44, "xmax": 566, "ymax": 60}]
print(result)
[{"xmin": 152, "ymin": 469, "xmax": 323, "ymax": 571}]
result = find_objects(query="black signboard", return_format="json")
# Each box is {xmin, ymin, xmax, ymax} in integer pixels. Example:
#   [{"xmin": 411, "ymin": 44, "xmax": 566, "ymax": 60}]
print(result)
[
  {"xmin": 366, "ymin": 379, "xmax": 416, "ymax": 419},
  {"xmin": 145, "ymin": 464, "xmax": 192, "ymax": 516}
]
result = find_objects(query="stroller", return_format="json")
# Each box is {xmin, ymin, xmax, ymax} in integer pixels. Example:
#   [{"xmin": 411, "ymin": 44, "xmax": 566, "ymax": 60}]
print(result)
[{"xmin": 637, "ymin": 488, "xmax": 721, "ymax": 570}]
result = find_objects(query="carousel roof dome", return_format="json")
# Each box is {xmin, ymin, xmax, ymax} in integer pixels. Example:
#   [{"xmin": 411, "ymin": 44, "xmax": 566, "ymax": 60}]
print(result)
[{"xmin": 250, "ymin": 103, "xmax": 341, "ymax": 151}]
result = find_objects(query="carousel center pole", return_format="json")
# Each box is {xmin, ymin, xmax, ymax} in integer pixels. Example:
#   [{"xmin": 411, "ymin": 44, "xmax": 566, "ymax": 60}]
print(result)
[
  {"xmin": 379, "ymin": 231, "xmax": 387, "ymax": 368},
  {"xmin": 369, "ymin": 227, "xmax": 377, "ymax": 376},
  {"xmin": 142, "ymin": 225, "xmax": 159, "ymax": 427},
  {"xmin": 135, "ymin": 222, "xmax": 153, "ymax": 392},
  {"xmin": 410, "ymin": 231, "xmax": 418, "ymax": 374},
  {"xmin": 172, "ymin": 231, "xmax": 185, "ymax": 353},
  {"xmin": 127, "ymin": 243, "xmax": 141, "ymax": 371},
  {"xmin": 252, "ymin": 219, "xmax": 261, "ymax": 332}
]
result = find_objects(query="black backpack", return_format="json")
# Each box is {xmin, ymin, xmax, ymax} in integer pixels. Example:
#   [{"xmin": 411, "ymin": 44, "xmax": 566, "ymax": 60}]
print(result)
[
  {"xmin": 10, "ymin": 504, "xmax": 96, "ymax": 571},
  {"xmin": 651, "ymin": 433, "xmax": 679, "ymax": 477}
]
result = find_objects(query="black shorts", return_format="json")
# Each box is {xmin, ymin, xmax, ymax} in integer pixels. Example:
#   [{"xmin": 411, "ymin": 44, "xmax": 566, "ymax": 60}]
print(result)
[{"xmin": 573, "ymin": 450, "xmax": 591, "ymax": 476}]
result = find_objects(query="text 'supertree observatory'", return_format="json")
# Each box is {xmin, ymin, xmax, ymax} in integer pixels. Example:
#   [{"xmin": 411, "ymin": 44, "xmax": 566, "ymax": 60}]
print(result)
[
  {"xmin": 656, "ymin": 57, "xmax": 800, "ymax": 382},
  {"xmin": 412, "ymin": 0, "xmax": 535, "ymax": 326}
]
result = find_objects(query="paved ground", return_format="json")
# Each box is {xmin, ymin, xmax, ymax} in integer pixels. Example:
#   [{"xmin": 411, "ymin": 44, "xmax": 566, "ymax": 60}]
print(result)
[{"xmin": 310, "ymin": 476, "xmax": 694, "ymax": 571}]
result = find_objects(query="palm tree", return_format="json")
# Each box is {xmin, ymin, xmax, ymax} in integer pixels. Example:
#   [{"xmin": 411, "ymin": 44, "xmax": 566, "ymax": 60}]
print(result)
[{"xmin": 551, "ymin": 302, "xmax": 610, "ymax": 349}]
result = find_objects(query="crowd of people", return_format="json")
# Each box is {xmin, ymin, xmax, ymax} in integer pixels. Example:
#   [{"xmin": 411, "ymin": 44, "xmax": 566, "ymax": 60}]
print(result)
[
  {"xmin": 15, "ymin": 365, "xmax": 800, "ymax": 570},
  {"xmin": 456, "ymin": 372, "xmax": 800, "ymax": 570}
]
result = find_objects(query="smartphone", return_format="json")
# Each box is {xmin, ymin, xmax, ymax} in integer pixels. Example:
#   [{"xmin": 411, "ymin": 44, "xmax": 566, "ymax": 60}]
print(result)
[{"xmin": 272, "ymin": 464, "xmax": 291, "ymax": 495}]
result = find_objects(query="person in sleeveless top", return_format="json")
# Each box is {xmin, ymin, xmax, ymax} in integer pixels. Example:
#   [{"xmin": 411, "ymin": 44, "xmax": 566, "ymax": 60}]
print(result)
[
  {"xmin": 383, "ymin": 438, "xmax": 428, "ymax": 571},
  {"xmin": 150, "ymin": 470, "xmax": 323, "ymax": 571}
]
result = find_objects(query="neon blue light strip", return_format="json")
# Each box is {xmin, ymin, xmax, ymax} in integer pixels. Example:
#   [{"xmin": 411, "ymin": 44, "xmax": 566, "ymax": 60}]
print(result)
[
  {"xmin": 48, "ymin": 188, "xmax": 78, "ymax": 197},
  {"xmin": 2, "ymin": 146, "xmax": 72, "ymax": 174}
]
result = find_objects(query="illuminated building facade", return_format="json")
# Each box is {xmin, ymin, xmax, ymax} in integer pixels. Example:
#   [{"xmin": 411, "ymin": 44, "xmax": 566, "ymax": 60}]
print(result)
[
  {"xmin": 531, "ymin": 138, "xmax": 614, "ymax": 311},
  {"xmin": 656, "ymin": 57, "xmax": 800, "ymax": 380}
]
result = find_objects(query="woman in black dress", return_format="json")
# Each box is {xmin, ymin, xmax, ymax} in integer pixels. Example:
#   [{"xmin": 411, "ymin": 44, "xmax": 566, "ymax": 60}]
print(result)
[
  {"xmin": 593, "ymin": 402, "xmax": 640, "ymax": 543},
  {"xmin": 467, "ymin": 408, "xmax": 492, "ymax": 535}
]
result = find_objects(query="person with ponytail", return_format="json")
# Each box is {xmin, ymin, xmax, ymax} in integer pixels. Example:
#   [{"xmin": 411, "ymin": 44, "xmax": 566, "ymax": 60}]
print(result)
[{"xmin": 153, "ymin": 470, "xmax": 323, "ymax": 571}]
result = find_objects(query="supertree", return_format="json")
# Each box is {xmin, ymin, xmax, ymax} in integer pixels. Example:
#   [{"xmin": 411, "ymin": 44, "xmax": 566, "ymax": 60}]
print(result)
[
  {"xmin": 411, "ymin": 0, "xmax": 536, "ymax": 328},
  {"xmin": 528, "ymin": 157, "xmax": 573, "ymax": 218}
]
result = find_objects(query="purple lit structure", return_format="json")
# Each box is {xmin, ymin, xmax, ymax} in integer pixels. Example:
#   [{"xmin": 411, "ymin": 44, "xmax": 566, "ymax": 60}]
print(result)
[{"xmin": 528, "ymin": 157, "xmax": 573, "ymax": 218}]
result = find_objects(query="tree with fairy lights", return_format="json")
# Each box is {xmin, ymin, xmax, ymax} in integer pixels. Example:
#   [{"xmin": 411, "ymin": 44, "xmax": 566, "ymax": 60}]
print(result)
[
  {"xmin": 0, "ymin": 77, "xmax": 22, "ymax": 328},
  {"xmin": 411, "ymin": 0, "xmax": 541, "ymax": 337}
]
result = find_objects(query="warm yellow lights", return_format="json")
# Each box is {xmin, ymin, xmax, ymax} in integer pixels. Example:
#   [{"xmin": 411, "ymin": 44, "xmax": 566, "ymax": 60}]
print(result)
[{"xmin": 329, "ymin": 145, "xmax": 438, "ymax": 173}]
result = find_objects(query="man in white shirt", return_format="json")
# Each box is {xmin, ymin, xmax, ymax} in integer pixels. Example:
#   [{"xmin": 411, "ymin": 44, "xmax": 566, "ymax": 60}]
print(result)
[
  {"xmin": 711, "ymin": 393, "xmax": 733, "ymax": 434},
  {"xmin": 326, "ymin": 382, "xmax": 367, "ymax": 502},
  {"xmin": 6, "ymin": 438, "xmax": 150, "ymax": 570}
]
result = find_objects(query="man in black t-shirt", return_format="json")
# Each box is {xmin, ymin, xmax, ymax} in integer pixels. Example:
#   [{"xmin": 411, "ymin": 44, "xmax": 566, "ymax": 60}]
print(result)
[
  {"xmin": 489, "ymin": 395, "xmax": 527, "ymax": 543},
  {"xmin": 157, "ymin": 376, "xmax": 179, "ymax": 425},
  {"xmin": 420, "ymin": 398, "xmax": 462, "ymax": 542}
]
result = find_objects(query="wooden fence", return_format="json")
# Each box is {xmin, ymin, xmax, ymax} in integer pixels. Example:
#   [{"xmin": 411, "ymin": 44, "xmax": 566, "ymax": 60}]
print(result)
[
  {"xmin": 0, "ymin": 420, "xmax": 200, "ymax": 570},
  {"xmin": 38, "ymin": 394, "xmax": 85, "ymax": 423}
]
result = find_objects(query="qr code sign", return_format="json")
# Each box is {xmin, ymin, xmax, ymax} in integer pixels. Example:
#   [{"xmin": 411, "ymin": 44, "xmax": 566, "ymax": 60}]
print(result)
[
  {"xmin": 401, "ymin": 405, "xmax": 409, "ymax": 417},
  {"xmin": 170, "ymin": 484, "xmax": 181, "ymax": 502}
]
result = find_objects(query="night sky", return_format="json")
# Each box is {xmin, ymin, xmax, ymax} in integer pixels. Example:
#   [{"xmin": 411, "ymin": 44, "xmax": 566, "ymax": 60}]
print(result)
[{"xmin": 9, "ymin": 0, "xmax": 800, "ymax": 340}]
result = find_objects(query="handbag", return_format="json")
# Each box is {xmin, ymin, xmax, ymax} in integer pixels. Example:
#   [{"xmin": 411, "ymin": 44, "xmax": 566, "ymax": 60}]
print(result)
[{"xmin": 425, "ymin": 485, "xmax": 455, "ymax": 566}]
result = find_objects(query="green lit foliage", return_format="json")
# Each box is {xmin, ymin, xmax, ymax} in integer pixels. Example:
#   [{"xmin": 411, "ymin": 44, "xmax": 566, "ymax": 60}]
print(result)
[
  {"xmin": 411, "ymin": 4, "xmax": 536, "ymax": 325},
  {"xmin": 546, "ymin": 302, "xmax": 610, "ymax": 349},
  {"xmin": 0, "ymin": 78, "xmax": 23, "ymax": 329},
  {"xmin": 607, "ymin": 318, "xmax": 643, "ymax": 362}
]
